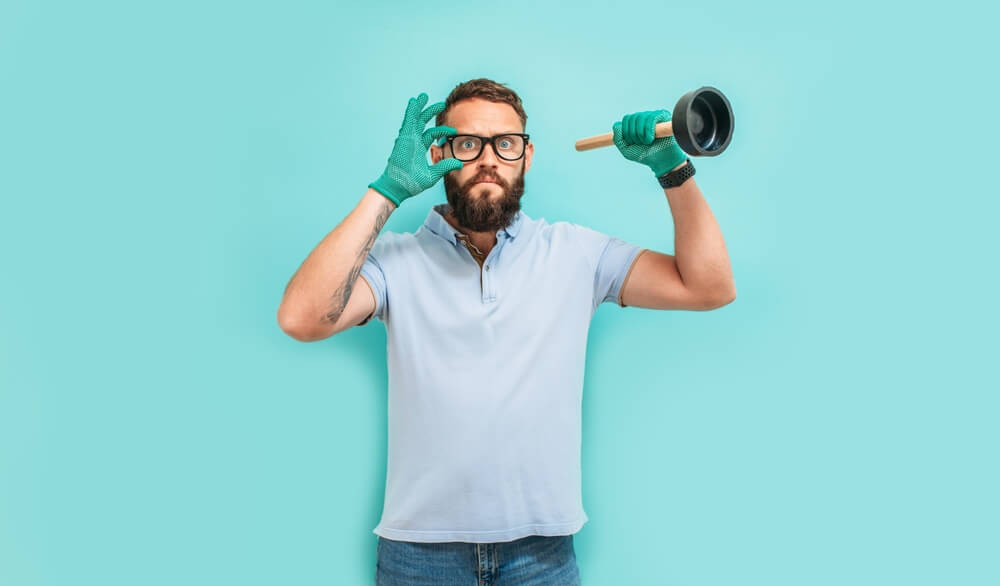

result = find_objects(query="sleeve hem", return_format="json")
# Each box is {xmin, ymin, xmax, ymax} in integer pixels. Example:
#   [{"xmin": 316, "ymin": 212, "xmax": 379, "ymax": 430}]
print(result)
[
  {"xmin": 618, "ymin": 249, "xmax": 649, "ymax": 307},
  {"xmin": 356, "ymin": 273, "xmax": 380, "ymax": 325}
]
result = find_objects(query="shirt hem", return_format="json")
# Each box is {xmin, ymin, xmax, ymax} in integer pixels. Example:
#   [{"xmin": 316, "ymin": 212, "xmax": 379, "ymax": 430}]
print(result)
[{"xmin": 372, "ymin": 516, "xmax": 587, "ymax": 543}]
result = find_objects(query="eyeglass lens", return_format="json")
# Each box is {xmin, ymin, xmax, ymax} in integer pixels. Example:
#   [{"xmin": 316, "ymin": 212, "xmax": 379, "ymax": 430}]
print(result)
[{"xmin": 451, "ymin": 135, "xmax": 525, "ymax": 161}]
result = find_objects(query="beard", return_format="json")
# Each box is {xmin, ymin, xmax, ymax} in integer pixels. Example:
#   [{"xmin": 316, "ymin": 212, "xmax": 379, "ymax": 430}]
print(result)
[{"xmin": 443, "ymin": 160, "xmax": 525, "ymax": 233}]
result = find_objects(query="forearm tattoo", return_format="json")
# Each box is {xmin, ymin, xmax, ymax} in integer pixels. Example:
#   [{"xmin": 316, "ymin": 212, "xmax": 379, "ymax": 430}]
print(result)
[{"xmin": 323, "ymin": 199, "xmax": 393, "ymax": 325}]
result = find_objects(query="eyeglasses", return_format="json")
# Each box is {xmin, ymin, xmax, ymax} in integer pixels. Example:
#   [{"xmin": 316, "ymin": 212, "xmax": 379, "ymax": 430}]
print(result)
[{"xmin": 442, "ymin": 133, "xmax": 529, "ymax": 162}]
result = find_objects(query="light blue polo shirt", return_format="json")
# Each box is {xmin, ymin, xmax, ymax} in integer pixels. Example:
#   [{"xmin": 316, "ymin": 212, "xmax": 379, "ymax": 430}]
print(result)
[{"xmin": 358, "ymin": 202, "xmax": 645, "ymax": 543}]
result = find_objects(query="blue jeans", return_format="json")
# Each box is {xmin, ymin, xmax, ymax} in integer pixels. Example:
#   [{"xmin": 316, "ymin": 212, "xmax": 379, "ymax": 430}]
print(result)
[{"xmin": 375, "ymin": 533, "xmax": 581, "ymax": 585}]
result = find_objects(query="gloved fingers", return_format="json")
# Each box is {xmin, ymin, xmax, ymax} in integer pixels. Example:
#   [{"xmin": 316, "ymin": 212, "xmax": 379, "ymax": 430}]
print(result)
[
  {"xmin": 611, "ymin": 120, "xmax": 626, "ymax": 149},
  {"xmin": 617, "ymin": 111, "xmax": 672, "ymax": 145},
  {"xmin": 616, "ymin": 108, "xmax": 675, "ymax": 148},
  {"xmin": 624, "ymin": 113, "xmax": 637, "ymax": 145},
  {"xmin": 404, "ymin": 93, "xmax": 430, "ymax": 127},
  {"xmin": 613, "ymin": 119, "xmax": 638, "ymax": 152},
  {"xmin": 429, "ymin": 157, "xmax": 465, "ymax": 178},
  {"xmin": 640, "ymin": 111, "xmax": 657, "ymax": 144},
  {"xmin": 632, "ymin": 112, "xmax": 646, "ymax": 144},
  {"xmin": 423, "ymin": 125, "xmax": 457, "ymax": 150},
  {"xmin": 634, "ymin": 112, "xmax": 649, "ymax": 144},
  {"xmin": 649, "ymin": 110, "xmax": 672, "ymax": 143},
  {"xmin": 419, "ymin": 100, "xmax": 446, "ymax": 127},
  {"xmin": 626, "ymin": 111, "xmax": 650, "ymax": 145}
]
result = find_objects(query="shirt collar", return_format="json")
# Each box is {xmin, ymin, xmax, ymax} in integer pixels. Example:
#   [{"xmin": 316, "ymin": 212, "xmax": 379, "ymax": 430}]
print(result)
[{"xmin": 424, "ymin": 202, "xmax": 524, "ymax": 246}]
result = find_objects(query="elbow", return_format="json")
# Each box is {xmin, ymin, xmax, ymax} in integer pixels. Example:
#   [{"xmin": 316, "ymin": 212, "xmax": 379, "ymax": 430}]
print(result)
[
  {"xmin": 280, "ymin": 324, "xmax": 313, "ymax": 343},
  {"xmin": 278, "ymin": 317, "xmax": 307, "ymax": 342},
  {"xmin": 711, "ymin": 287, "xmax": 737, "ymax": 309},
  {"xmin": 280, "ymin": 322, "xmax": 327, "ymax": 343},
  {"xmin": 277, "ymin": 306, "xmax": 299, "ymax": 339},
  {"xmin": 277, "ymin": 308, "xmax": 321, "ymax": 342},
  {"xmin": 278, "ymin": 309, "xmax": 341, "ymax": 343},
  {"xmin": 700, "ymin": 285, "xmax": 737, "ymax": 310}
]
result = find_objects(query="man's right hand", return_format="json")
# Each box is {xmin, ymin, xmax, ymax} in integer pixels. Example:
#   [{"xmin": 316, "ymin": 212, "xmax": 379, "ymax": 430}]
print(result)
[{"xmin": 368, "ymin": 92, "xmax": 465, "ymax": 208}]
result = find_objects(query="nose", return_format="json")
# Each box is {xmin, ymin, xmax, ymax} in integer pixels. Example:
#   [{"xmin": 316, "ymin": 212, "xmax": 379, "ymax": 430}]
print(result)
[{"xmin": 477, "ymin": 141, "xmax": 500, "ymax": 168}]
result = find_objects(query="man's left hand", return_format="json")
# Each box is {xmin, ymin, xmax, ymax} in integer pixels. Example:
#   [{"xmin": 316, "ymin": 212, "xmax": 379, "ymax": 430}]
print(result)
[{"xmin": 612, "ymin": 109, "xmax": 687, "ymax": 177}]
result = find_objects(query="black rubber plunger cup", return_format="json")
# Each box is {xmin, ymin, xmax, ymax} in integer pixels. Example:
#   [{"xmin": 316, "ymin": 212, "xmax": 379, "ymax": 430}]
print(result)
[
  {"xmin": 574, "ymin": 86, "xmax": 735, "ymax": 157},
  {"xmin": 671, "ymin": 86, "xmax": 733, "ymax": 156}
]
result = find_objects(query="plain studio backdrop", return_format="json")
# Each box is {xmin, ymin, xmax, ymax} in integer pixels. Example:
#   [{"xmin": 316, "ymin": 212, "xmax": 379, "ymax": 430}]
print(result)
[{"xmin": 1, "ymin": 0, "xmax": 996, "ymax": 584}]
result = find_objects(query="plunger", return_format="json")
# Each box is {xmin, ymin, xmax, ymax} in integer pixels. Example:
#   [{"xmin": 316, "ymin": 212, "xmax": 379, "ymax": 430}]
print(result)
[{"xmin": 575, "ymin": 86, "xmax": 734, "ymax": 157}]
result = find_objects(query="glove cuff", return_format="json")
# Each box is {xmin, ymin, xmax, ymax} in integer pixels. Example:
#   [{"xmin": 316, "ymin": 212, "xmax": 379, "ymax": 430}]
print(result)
[
  {"xmin": 650, "ymin": 152, "xmax": 689, "ymax": 177},
  {"xmin": 368, "ymin": 173, "xmax": 406, "ymax": 208}
]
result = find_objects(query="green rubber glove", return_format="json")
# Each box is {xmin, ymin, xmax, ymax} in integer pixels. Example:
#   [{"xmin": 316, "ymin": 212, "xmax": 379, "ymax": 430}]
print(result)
[
  {"xmin": 369, "ymin": 92, "xmax": 465, "ymax": 207},
  {"xmin": 611, "ymin": 109, "xmax": 687, "ymax": 177}
]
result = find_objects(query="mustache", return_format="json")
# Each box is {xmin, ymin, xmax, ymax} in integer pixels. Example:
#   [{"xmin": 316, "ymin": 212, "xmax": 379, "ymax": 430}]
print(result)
[{"xmin": 469, "ymin": 173, "xmax": 503, "ymax": 186}]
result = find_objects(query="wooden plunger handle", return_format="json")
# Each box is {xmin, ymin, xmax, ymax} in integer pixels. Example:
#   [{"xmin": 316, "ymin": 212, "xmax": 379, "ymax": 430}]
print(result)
[{"xmin": 575, "ymin": 121, "xmax": 674, "ymax": 151}]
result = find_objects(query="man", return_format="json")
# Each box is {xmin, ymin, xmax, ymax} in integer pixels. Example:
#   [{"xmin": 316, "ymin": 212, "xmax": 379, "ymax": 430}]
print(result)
[{"xmin": 277, "ymin": 78, "xmax": 736, "ymax": 585}]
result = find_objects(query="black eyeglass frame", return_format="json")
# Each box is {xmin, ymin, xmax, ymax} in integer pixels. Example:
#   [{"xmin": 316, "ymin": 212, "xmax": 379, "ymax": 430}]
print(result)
[{"xmin": 442, "ymin": 133, "xmax": 530, "ymax": 162}]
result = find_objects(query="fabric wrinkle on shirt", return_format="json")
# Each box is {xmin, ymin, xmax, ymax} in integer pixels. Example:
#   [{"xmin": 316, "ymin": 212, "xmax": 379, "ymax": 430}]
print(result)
[{"xmin": 358, "ymin": 201, "xmax": 645, "ymax": 543}]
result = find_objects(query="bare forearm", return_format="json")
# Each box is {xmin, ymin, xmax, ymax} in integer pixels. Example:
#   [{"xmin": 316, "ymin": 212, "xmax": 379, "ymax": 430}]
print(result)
[
  {"xmin": 663, "ymin": 172, "xmax": 735, "ymax": 298},
  {"xmin": 277, "ymin": 188, "xmax": 395, "ymax": 333}
]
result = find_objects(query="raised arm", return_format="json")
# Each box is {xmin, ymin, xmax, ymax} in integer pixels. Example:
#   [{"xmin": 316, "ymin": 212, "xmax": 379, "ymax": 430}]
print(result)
[
  {"xmin": 277, "ymin": 92, "xmax": 464, "ymax": 341},
  {"xmin": 277, "ymin": 188, "xmax": 395, "ymax": 341}
]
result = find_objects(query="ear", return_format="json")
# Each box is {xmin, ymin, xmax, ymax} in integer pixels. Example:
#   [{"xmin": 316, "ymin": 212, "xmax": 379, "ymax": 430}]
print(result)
[
  {"xmin": 430, "ymin": 143, "xmax": 442, "ymax": 164},
  {"xmin": 524, "ymin": 141, "xmax": 534, "ymax": 173}
]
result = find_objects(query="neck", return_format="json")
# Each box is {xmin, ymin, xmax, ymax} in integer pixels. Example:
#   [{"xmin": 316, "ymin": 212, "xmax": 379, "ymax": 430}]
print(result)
[{"xmin": 443, "ymin": 210, "xmax": 498, "ymax": 260}]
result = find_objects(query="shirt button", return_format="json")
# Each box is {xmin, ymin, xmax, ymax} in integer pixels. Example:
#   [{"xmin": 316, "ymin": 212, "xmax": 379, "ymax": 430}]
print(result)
[{"xmin": 485, "ymin": 265, "xmax": 490, "ymax": 271}]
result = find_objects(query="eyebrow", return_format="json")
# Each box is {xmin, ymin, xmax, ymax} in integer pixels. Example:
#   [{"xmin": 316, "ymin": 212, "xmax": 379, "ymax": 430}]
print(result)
[
  {"xmin": 439, "ymin": 132, "xmax": 523, "ymax": 147},
  {"xmin": 453, "ymin": 131, "xmax": 522, "ymax": 136}
]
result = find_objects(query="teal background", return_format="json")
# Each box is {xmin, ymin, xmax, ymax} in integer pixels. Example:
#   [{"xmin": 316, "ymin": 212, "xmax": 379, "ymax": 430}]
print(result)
[{"xmin": 2, "ymin": 0, "xmax": 997, "ymax": 584}]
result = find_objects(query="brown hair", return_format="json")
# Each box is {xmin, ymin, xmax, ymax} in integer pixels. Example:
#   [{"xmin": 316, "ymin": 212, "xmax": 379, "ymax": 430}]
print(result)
[{"xmin": 435, "ymin": 78, "xmax": 528, "ymax": 134}]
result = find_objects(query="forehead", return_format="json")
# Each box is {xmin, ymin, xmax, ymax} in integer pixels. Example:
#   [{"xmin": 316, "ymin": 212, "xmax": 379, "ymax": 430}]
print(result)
[{"xmin": 446, "ymin": 98, "xmax": 523, "ymax": 134}]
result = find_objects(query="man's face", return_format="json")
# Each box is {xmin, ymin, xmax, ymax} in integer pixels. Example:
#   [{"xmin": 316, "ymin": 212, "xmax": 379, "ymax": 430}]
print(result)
[{"xmin": 429, "ymin": 98, "xmax": 534, "ymax": 233}]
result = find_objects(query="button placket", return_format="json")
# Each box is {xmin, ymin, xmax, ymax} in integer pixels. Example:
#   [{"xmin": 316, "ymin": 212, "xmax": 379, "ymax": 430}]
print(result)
[
  {"xmin": 456, "ymin": 232, "xmax": 502, "ymax": 303},
  {"xmin": 481, "ymin": 239, "xmax": 501, "ymax": 302}
]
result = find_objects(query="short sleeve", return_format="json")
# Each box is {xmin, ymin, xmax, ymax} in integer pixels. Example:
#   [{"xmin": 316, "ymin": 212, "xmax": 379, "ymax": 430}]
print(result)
[
  {"xmin": 595, "ymin": 236, "xmax": 646, "ymax": 308},
  {"xmin": 357, "ymin": 238, "xmax": 389, "ymax": 325},
  {"xmin": 565, "ymin": 223, "xmax": 645, "ymax": 311}
]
